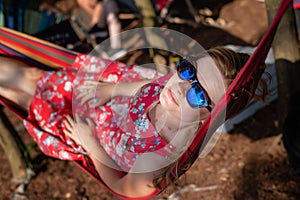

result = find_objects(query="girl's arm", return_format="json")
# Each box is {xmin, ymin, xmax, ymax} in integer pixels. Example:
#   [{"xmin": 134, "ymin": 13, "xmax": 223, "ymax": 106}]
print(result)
[
  {"xmin": 88, "ymin": 142, "xmax": 172, "ymax": 197},
  {"xmin": 113, "ymin": 80, "xmax": 154, "ymax": 96},
  {"xmin": 89, "ymin": 152, "xmax": 160, "ymax": 197},
  {"xmin": 63, "ymin": 115, "xmax": 165, "ymax": 197},
  {"xmin": 77, "ymin": 79, "xmax": 154, "ymax": 107}
]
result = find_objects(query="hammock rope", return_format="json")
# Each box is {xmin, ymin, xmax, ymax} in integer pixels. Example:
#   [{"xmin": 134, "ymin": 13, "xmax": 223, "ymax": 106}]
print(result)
[{"xmin": 0, "ymin": 0, "xmax": 293, "ymax": 199}]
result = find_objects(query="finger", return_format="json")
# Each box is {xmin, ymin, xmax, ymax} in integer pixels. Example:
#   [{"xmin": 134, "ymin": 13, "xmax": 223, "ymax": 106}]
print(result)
[
  {"xmin": 62, "ymin": 128, "xmax": 73, "ymax": 139},
  {"xmin": 75, "ymin": 114, "xmax": 84, "ymax": 124},
  {"xmin": 63, "ymin": 117, "xmax": 72, "ymax": 130},
  {"xmin": 88, "ymin": 98, "xmax": 102, "ymax": 108},
  {"xmin": 84, "ymin": 79, "xmax": 108, "ymax": 85},
  {"xmin": 62, "ymin": 128, "xmax": 71, "ymax": 135},
  {"xmin": 86, "ymin": 118, "xmax": 95, "ymax": 129},
  {"xmin": 63, "ymin": 119, "xmax": 72, "ymax": 131},
  {"xmin": 76, "ymin": 91, "xmax": 88, "ymax": 99},
  {"xmin": 79, "ymin": 81, "xmax": 107, "ymax": 90},
  {"xmin": 78, "ymin": 84, "xmax": 95, "ymax": 90},
  {"xmin": 82, "ymin": 81, "xmax": 111, "ymax": 89},
  {"xmin": 90, "ymin": 99, "xmax": 103, "ymax": 108},
  {"xmin": 83, "ymin": 80, "xmax": 100, "ymax": 86},
  {"xmin": 65, "ymin": 115, "xmax": 75, "ymax": 129},
  {"xmin": 80, "ymin": 94, "xmax": 97, "ymax": 105}
]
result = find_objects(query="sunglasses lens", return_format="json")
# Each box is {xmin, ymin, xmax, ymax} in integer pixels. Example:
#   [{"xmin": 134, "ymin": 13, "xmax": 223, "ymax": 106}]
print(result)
[
  {"xmin": 186, "ymin": 84, "xmax": 208, "ymax": 108},
  {"xmin": 177, "ymin": 61, "xmax": 196, "ymax": 80}
]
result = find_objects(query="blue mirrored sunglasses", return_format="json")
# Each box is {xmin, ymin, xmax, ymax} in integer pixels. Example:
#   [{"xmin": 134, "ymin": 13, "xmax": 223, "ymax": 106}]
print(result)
[{"xmin": 176, "ymin": 58, "xmax": 212, "ymax": 111}]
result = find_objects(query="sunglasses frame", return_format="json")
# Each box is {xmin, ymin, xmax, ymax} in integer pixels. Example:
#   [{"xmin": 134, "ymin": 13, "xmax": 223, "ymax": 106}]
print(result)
[{"xmin": 176, "ymin": 58, "xmax": 212, "ymax": 112}]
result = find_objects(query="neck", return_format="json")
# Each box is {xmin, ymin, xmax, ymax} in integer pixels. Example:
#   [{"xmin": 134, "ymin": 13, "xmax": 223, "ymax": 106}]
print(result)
[
  {"xmin": 148, "ymin": 102, "xmax": 196, "ymax": 143},
  {"xmin": 148, "ymin": 102, "xmax": 173, "ymax": 141}
]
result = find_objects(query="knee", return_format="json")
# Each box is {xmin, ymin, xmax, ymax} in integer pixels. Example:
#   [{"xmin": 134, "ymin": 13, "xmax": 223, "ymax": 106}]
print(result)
[
  {"xmin": 106, "ymin": 13, "xmax": 119, "ymax": 25},
  {"xmin": 0, "ymin": 57, "xmax": 25, "ymax": 85}
]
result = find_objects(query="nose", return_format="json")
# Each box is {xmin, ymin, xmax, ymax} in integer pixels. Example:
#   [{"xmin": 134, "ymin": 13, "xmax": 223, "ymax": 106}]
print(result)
[{"xmin": 176, "ymin": 81, "xmax": 190, "ymax": 97}]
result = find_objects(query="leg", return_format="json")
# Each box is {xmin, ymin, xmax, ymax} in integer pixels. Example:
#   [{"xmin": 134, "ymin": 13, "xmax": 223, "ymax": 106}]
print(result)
[
  {"xmin": 101, "ymin": 0, "xmax": 122, "ymax": 49},
  {"xmin": 0, "ymin": 86, "xmax": 32, "ymax": 110},
  {"xmin": 0, "ymin": 56, "xmax": 45, "ymax": 108},
  {"xmin": 107, "ymin": 12, "xmax": 122, "ymax": 49}
]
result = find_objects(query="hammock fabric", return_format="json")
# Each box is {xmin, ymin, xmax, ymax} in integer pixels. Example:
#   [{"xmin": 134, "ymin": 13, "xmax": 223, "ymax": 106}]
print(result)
[
  {"xmin": 294, "ymin": 0, "xmax": 300, "ymax": 9},
  {"xmin": 0, "ymin": 0, "xmax": 293, "ymax": 198},
  {"xmin": 0, "ymin": 26, "xmax": 77, "ymax": 70},
  {"xmin": 176, "ymin": 0, "xmax": 294, "ymax": 178}
]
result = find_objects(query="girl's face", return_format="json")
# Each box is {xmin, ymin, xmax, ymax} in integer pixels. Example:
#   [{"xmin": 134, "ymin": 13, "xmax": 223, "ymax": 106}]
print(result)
[{"xmin": 159, "ymin": 56, "xmax": 226, "ymax": 125}]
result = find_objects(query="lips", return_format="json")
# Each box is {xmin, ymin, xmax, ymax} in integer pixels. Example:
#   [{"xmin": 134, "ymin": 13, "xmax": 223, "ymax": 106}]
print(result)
[{"xmin": 167, "ymin": 88, "xmax": 179, "ymax": 105}]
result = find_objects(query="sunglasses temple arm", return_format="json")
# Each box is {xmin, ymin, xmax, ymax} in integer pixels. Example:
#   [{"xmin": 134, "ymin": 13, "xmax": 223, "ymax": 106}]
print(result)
[{"xmin": 206, "ymin": 106, "xmax": 212, "ymax": 112}]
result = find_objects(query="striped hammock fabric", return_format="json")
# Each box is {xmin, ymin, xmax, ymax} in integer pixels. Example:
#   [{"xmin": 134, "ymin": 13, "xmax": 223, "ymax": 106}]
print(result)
[{"xmin": 0, "ymin": 26, "xmax": 77, "ymax": 70}]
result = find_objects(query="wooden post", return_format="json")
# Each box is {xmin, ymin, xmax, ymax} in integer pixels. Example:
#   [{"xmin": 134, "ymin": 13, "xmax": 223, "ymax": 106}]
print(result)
[
  {"xmin": 0, "ymin": 107, "xmax": 28, "ymax": 180},
  {"xmin": 265, "ymin": 0, "xmax": 300, "ymax": 128}
]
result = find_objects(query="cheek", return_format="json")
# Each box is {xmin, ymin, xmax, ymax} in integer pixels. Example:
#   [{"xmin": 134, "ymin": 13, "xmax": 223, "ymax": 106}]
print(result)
[
  {"xmin": 159, "ymin": 89, "xmax": 177, "ymax": 111},
  {"xmin": 181, "ymin": 106, "xmax": 199, "ymax": 122},
  {"xmin": 165, "ymin": 74, "xmax": 181, "ymax": 87},
  {"xmin": 180, "ymin": 104, "xmax": 209, "ymax": 123},
  {"xmin": 159, "ymin": 90, "xmax": 167, "ymax": 107}
]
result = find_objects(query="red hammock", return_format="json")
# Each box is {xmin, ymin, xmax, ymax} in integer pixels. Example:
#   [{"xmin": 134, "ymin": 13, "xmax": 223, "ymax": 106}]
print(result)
[
  {"xmin": 0, "ymin": 0, "xmax": 293, "ymax": 199},
  {"xmin": 177, "ymin": 0, "xmax": 293, "ymax": 179}
]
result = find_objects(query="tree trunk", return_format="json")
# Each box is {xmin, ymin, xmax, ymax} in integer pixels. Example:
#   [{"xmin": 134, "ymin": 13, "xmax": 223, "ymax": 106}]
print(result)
[
  {"xmin": 0, "ymin": 107, "xmax": 27, "ymax": 180},
  {"xmin": 265, "ymin": 0, "xmax": 300, "ymax": 128}
]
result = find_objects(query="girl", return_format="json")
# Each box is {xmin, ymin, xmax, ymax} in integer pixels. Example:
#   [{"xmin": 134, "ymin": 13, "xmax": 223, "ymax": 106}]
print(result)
[{"xmin": 0, "ymin": 47, "xmax": 267, "ymax": 198}]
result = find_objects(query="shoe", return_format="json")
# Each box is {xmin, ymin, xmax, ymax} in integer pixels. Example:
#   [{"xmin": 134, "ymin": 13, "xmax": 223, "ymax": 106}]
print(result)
[{"xmin": 106, "ymin": 48, "xmax": 127, "ymax": 60}]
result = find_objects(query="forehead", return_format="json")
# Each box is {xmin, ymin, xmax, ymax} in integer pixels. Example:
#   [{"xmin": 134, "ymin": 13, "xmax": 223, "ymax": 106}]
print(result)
[{"xmin": 195, "ymin": 56, "xmax": 226, "ymax": 103}]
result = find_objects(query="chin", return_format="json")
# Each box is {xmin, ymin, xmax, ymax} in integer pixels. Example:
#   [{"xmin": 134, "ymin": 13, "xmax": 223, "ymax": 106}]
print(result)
[
  {"xmin": 160, "ymin": 91, "xmax": 179, "ymax": 111},
  {"xmin": 160, "ymin": 98, "xmax": 172, "ymax": 111}
]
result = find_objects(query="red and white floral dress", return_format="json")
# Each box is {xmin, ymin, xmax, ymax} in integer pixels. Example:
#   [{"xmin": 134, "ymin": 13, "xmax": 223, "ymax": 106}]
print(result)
[{"xmin": 24, "ymin": 54, "xmax": 175, "ymax": 172}]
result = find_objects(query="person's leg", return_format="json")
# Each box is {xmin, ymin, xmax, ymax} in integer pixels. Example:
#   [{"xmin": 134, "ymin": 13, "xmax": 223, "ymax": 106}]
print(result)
[
  {"xmin": 98, "ymin": 0, "xmax": 128, "ymax": 59},
  {"xmin": 0, "ymin": 86, "xmax": 32, "ymax": 110},
  {"xmin": 107, "ymin": 12, "xmax": 122, "ymax": 49},
  {"xmin": 0, "ymin": 56, "xmax": 45, "ymax": 108},
  {"xmin": 102, "ymin": 0, "xmax": 122, "ymax": 49}
]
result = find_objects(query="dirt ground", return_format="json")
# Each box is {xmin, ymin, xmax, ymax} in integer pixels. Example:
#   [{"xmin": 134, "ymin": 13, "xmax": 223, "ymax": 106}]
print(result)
[
  {"xmin": 2, "ymin": 100, "xmax": 300, "ymax": 200},
  {"xmin": 1, "ymin": 0, "xmax": 300, "ymax": 200}
]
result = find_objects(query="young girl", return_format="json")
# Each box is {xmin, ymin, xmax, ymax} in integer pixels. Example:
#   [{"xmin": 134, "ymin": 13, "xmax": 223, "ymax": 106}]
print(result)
[{"xmin": 0, "ymin": 47, "xmax": 267, "ymax": 197}]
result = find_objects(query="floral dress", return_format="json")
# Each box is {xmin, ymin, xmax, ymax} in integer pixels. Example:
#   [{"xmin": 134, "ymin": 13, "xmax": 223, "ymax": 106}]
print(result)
[{"xmin": 24, "ymin": 54, "xmax": 175, "ymax": 172}]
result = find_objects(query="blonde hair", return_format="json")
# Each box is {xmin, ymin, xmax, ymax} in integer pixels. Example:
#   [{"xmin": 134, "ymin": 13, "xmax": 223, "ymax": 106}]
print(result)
[{"xmin": 152, "ymin": 46, "xmax": 269, "ymax": 189}]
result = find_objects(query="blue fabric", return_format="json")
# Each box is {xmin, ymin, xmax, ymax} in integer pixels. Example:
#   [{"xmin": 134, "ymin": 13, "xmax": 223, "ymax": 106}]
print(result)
[
  {"xmin": 0, "ymin": 0, "xmax": 4, "ymax": 26},
  {"xmin": 37, "ymin": 11, "xmax": 56, "ymax": 32}
]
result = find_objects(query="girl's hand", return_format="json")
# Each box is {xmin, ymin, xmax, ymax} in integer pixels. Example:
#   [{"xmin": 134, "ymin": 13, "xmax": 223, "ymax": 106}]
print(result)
[
  {"xmin": 63, "ymin": 115, "xmax": 96, "ymax": 149},
  {"xmin": 76, "ymin": 80, "xmax": 115, "ymax": 108},
  {"xmin": 63, "ymin": 115, "xmax": 114, "ymax": 164}
]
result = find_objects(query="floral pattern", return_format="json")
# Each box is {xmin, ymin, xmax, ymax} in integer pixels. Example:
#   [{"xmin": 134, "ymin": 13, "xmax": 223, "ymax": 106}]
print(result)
[{"xmin": 24, "ymin": 54, "xmax": 175, "ymax": 172}]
